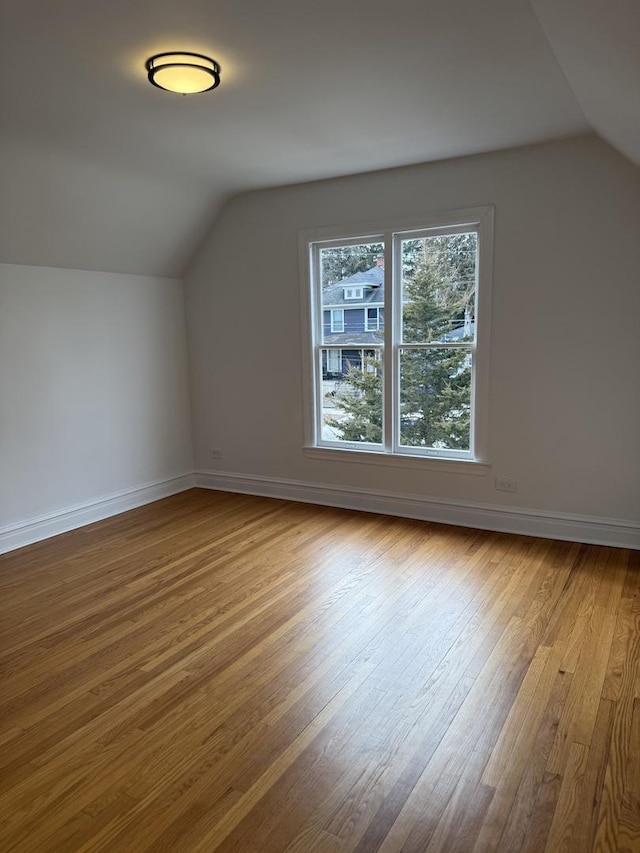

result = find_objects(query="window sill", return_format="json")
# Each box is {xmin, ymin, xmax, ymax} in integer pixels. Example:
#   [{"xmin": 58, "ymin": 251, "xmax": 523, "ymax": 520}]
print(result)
[{"xmin": 303, "ymin": 446, "xmax": 491, "ymax": 476}]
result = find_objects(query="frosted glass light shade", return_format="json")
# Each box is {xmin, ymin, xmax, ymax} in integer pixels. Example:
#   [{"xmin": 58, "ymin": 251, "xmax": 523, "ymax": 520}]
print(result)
[{"xmin": 146, "ymin": 53, "xmax": 220, "ymax": 94}]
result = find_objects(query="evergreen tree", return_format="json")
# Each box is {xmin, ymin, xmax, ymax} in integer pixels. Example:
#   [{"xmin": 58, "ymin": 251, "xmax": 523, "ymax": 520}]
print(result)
[
  {"xmin": 399, "ymin": 349, "xmax": 471, "ymax": 448},
  {"xmin": 326, "ymin": 354, "xmax": 383, "ymax": 443},
  {"xmin": 404, "ymin": 233, "xmax": 476, "ymax": 340},
  {"xmin": 400, "ymin": 235, "xmax": 473, "ymax": 448}
]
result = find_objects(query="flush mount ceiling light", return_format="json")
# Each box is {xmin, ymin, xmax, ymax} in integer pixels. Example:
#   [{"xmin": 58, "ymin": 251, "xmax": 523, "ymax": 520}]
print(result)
[{"xmin": 146, "ymin": 52, "xmax": 221, "ymax": 94}]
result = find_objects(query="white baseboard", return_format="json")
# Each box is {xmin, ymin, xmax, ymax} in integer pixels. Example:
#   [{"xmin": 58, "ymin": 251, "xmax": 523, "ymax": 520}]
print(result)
[
  {"xmin": 3, "ymin": 469, "xmax": 637, "ymax": 555},
  {"xmin": 0, "ymin": 474, "xmax": 196, "ymax": 555},
  {"xmin": 195, "ymin": 470, "xmax": 640, "ymax": 550}
]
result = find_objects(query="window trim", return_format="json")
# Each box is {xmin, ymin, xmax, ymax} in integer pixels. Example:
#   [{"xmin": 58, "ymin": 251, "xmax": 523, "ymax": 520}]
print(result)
[{"xmin": 299, "ymin": 206, "xmax": 494, "ymax": 473}]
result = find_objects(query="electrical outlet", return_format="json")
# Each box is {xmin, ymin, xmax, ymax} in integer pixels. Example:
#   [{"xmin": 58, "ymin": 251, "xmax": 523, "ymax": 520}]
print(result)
[
  {"xmin": 209, "ymin": 448, "xmax": 223, "ymax": 460},
  {"xmin": 495, "ymin": 477, "xmax": 516, "ymax": 493}
]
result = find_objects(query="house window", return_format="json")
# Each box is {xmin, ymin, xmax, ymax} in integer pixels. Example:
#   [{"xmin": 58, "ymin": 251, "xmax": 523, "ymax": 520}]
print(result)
[
  {"xmin": 330, "ymin": 309, "xmax": 344, "ymax": 332},
  {"xmin": 365, "ymin": 307, "xmax": 381, "ymax": 331},
  {"xmin": 344, "ymin": 286, "xmax": 364, "ymax": 300},
  {"xmin": 301, "ymin": 207, "xmax": 493, "ymax": 466},
  {"xmin": 326, "ymin": 349, "xmax": 342, "ymax": 374}
]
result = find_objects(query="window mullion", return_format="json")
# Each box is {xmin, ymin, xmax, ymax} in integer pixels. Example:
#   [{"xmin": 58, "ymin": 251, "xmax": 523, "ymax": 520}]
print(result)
[
  {"xmin": 312, "ymin": 246, "xmax": 323, "ymax": 445},
  {"xmin": 382, "ymin": 232, "xmax": 396, "ymax": 453},
  {"xmin": 385, "ymin": 231, "xmax": 397, "ymax": 453},
  {"xmin": 392, "ymin": 232, "xmax": 407, "ymax": 455}
]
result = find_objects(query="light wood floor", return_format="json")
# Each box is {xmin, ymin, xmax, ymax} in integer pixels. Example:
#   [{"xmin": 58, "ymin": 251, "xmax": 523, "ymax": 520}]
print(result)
[{"xmin": 1, "ymin": 489, "xmax": 638, "ymax": 852}]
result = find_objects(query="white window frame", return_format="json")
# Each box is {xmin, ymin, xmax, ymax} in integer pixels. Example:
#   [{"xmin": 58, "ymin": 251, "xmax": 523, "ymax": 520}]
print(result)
[
  {"xmin": 330, "ymin": 308, "xmax": 344, "ymax": 333},
  {"xmin": 299, "ymin": 207, "xmax": 493, "ymax": 474},
  {"xmin": 365, "ymin": 307, "xmax": 381, "ymax": 331}
]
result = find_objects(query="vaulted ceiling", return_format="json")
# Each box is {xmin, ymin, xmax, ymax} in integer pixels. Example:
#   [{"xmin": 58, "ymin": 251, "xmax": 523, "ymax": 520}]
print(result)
[{"xmin": 1, "ymin": 0, "xmax": 637, "ymax": 277}]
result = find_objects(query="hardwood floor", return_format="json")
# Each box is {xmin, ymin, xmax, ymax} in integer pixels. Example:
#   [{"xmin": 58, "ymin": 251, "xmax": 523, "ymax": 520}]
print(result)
[{"xmin": 0, "ymin": 489, "xmax": 638, "ymax": 852}]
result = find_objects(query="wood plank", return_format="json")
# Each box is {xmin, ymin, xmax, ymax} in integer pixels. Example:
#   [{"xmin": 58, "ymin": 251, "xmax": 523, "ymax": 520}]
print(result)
[
  {"xmin": 602, "ymin": 597, "xmax": 638, "ymax": 701},
  {"xmin": 543, "ymin": 740, "xmax": 590, "ymax": 853},
  {"xmin": 498, "ymin": 667, "xmax": 572, "ymax": 852},
  {"xmin": 544, "ymin": 699, "xmax": 615, "ymax": 852},
  {"xmin": 594, "ymin": 621, "xmax": 640, "ymax": 853},
  {"xmin": 546, "ymin": 606, "xmax": 617, "ymax": 775},
  {"xmin": 470, "ymin": 643, "xmax": 566, "ymax": 851},
  {"xmin": 481, "ymin": 642, "xmax": 556, "ymax": 787},
  {"xmin": 617, "ymin": 698, "xmax": 640, "ymax": 853}
]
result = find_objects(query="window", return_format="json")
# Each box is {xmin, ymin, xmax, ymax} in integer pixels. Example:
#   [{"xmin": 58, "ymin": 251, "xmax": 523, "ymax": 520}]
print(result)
[
  {"xmin": 344, "ymin": 286, "xmax": 364, "ymax": 300},
  {"xmin": 366, "ymin": 307, "xmax": 381, "ymax": 331},
  {"xmin": 301, "ymin": 207, "xmax": 493, "ymax": 467},
  {"xmin": 330, "ymin": 309, "xmax": 344, "ymax": 332},
  {"xmin": 326, "ymin": 349, "xmax": 342, "ymax": 373}
]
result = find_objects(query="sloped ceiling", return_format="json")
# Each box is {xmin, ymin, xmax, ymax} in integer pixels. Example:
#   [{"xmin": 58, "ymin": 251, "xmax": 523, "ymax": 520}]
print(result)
[
  {"xmin": 0, "ymin": 0, "xmax": 634, "ymax": 278},
  {"xmin": 530, "ymin": 0, "xmax": 640, "ymax": 168}
]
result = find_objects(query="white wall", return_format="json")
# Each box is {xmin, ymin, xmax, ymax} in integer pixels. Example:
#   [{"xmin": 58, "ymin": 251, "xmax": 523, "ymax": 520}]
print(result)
[
  {"xmin": 185, "ymin": 136, "xmax": 640, "ymax": 538},
  {"xmin": 0, "ymin": 264, "xmax": 194, "ymax": 537}
]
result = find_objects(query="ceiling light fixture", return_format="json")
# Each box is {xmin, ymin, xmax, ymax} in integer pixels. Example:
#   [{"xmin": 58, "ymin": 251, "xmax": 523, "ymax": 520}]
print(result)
[{"xmin": 146, "ymin": 52, "xmax": 221, "ymax": 95}]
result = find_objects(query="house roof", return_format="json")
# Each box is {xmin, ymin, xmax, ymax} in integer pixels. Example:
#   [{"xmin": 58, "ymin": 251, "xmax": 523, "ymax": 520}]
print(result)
[
  {"xmin": 324, "ymin": 332, "xmax": 384, "ymax": 346},
  {"xmin": 323, "ymin": 265, "xmax": 384, "ymax": 307},
  {"xmin": 339, "ymin": 267, "xmax": 385, "ymax": 287},
  {"xmin": 1, "ymin": 0, "xmax": 638, "ymax": 277}
]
